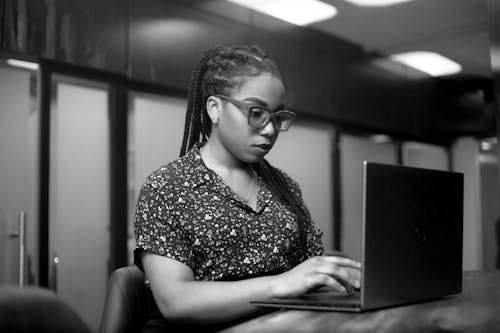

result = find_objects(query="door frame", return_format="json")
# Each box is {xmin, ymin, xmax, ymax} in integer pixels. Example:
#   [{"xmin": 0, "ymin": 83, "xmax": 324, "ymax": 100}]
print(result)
[{"xmin": 38, "ymin": 59, "xmax": 128, "ymax": 287}]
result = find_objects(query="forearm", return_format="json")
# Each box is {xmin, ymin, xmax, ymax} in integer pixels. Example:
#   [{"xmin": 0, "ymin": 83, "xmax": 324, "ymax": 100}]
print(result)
[
  {"xmin": 155, "ymin": 275, "xmax": 277, "ymax": 324},
  {"xmin": 144, "ymin": 254, "xmax": 361, "ymax": 324}
]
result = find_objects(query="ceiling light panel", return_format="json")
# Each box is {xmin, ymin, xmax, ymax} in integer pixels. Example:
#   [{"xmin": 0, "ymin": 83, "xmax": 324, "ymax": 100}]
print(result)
[
  {"xmin": 6, "ymin": 59, "xmax": 39, "ymax": 71},
  {"xmin": 227, "ymin": 0, "xmax": 337, "ymax": 26},
  {"xmin": 341, "ymin": 0, "xmax": 414, "ymax": 6},
  {"xmin": 389, "ymin": 51, "xmax": 462, "ymax": 77}
]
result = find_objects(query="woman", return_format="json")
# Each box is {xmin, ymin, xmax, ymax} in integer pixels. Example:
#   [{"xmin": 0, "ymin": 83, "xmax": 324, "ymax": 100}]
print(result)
[{"xmin": 134, "ymin": 45, "xmax": 361, "ymax": 331}]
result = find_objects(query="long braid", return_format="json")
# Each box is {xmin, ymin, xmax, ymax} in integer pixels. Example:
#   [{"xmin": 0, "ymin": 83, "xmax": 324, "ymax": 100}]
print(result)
[
  {"xmin": 180, "ymin": 60, "xmax": 202, "ymax": 156},
  {"xmin": 255, "ymin": 161, "xmax": 309, "ymax": 259},
  {"xmin": 179, "ymin": 45, "xmax": 309, "ymax": 257},
  {"xmin": 180, "ymin": 46, "xmax": 222, "ymax": 156}
]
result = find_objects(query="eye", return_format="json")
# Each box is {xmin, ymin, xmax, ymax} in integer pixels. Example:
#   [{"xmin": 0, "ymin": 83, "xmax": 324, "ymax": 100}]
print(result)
[{"xmin": 249, "ymin": 107, "xmax": 269, "ymax": 121}]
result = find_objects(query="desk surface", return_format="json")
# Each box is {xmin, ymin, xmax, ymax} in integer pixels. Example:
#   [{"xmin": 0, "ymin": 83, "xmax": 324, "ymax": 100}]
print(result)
[{"xmin": 219, "ymin": 270, "xmax": 500, "ymax": 333}]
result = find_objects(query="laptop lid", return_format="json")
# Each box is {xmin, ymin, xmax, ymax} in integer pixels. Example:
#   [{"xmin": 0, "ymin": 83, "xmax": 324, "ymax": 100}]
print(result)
[
  {"xmin": 251, "ymin": 162, "xmax": 463, "ymax": 312},
  {"xmin": 361, "ymin": 162, "xmax": 463, "ymax": 310}
]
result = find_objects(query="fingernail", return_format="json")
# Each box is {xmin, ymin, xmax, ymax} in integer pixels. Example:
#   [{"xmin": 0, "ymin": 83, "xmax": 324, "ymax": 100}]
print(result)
[{"xmin": 340, "ymin": 286, "xmax": 346, "ymax": 293}]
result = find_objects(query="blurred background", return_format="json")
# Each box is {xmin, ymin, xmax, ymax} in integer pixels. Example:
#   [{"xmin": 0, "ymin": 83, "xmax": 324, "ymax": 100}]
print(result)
[{"xmin": 1, "ymin": 0, "xmax": 499, "ymax": 331}]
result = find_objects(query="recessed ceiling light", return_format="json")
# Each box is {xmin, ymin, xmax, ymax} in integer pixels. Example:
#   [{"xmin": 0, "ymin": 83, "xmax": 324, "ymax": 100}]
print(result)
[
  {"xmin": 6, "ymin": 59, "xmax": 39, "ymax": 71},
  {"xmin": 227, "ymin": 0, "xmax": 337, "ymax": 26},
  {"xmin": 341, "ymin": 0, "xmax": 413, "ymax": 6},
  {"xmin": 389, "ymin": 51, "xmax": 462, "ymax": 77},
  {"xmin": 371, "ymin": 134, "xmax": 392, "ymax": 143}
]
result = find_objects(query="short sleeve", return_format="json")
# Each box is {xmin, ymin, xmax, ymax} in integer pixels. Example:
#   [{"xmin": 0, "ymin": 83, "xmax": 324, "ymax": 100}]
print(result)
[{"xmin": 133, "ymin": 180, "xmax": 194, "ymax": 271}]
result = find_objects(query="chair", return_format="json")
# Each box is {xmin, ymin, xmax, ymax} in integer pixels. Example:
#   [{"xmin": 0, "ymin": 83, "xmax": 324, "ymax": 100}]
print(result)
[
  {"xmin": 0, "ymin": 285, "xmax": 92, "ymax": 333},
  {"xmin": 99, "ymin": 265, "xmax": 156, "ymax": 333}
]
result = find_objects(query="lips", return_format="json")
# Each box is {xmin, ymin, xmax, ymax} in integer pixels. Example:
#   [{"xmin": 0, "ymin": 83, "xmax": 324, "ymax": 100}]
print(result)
[{"xmin": 254, "ymin": 143, "xmax": 272, "ymax": 152}]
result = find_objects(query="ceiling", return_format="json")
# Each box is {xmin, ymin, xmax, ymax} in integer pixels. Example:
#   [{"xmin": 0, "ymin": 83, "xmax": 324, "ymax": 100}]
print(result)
[{"xmin": 309, "ymin": 0, "xmax": 492, "ymax": 79}]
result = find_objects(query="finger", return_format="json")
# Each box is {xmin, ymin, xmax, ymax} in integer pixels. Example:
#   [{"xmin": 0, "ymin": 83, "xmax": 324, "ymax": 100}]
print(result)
[
  {"xmin": 312, "ymin": 274, "xmax": 348, "ymax": 293},
  {"xmin": 316, "ymin": 264, "xmax": 360, "ymax": 289},
  {"xmin": 337, "ymin": 278, "xmax": 355, "ymax": 295},
  {"xmin": 321, "ymin": 256, "xmax": 362, "ymax": 269},
  {"xmin": 343, "ymin": 267, "xmax": 362, "ymax": 284}
]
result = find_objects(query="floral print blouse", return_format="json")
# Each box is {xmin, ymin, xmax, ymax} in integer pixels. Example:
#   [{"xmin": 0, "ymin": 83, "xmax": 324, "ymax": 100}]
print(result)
[{"xmin": 134, "ymin": 144, "xmax": 324, "ymax": 281}]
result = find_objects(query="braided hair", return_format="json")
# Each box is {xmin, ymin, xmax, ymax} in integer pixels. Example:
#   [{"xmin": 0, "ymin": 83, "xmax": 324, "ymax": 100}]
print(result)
[{"xmin": 180, "ymin": 45, "xmax": 309, "ymax": 259}]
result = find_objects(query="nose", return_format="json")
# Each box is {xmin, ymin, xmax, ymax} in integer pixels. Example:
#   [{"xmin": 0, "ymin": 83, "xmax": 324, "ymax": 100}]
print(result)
[{"xmin": 259, "ymin": 119, "xmax": 278, "ymax": 137}]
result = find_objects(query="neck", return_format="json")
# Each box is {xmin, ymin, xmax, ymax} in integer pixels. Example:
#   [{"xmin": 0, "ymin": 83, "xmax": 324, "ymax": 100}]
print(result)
[
  {"xmin": 201, "ymin": 138, "xmax": 258, "ymax": 207},
  {"xmin": 201, "ymin": 137, "xmax": 250, "ymax": 173}
]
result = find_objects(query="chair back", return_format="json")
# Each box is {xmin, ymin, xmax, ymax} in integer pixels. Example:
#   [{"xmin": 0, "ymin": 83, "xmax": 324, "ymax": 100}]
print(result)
[
  {"xmin": 0, "ymin": 285, "xmax": 92, "ymax": 333},
  {"xmin": 99, "ymin": 266, "xmax": 155, "ymax": 333}
]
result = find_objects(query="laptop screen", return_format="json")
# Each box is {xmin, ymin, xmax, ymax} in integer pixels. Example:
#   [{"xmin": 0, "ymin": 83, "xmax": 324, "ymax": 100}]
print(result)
[{"xmin": 361, "ymin": 162, "xmax": 463, "ymax": 309}]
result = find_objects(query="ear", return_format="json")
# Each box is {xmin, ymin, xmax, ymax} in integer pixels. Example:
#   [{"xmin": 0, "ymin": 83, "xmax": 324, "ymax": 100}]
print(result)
[{"xmin": 206, "ymin": 96, "xmax": 221, "ymax": 125}]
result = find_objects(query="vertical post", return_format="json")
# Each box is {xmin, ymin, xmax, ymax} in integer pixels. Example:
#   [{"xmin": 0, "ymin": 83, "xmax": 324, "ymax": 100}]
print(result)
[
  {"xmin": 488, "ymin": 0, "xmax": 500, "ymax": 180},
  {"xmin": 108, "ymin": 81, "xmax": 129, "ymax": 273},
  {"xmin": 18, "ymin": 211, "xmax": 25, "ymax": 288},
  {"xmin": 332, "ymin": 128, "xmax": 341, "ymax": 251},
  {"xmin": 38, "ymin": 62, "xmax": 51, "ymax": 287},
  {"xmin": 487, "ymin": 0, "xmax": 500, "ymax": 269}
]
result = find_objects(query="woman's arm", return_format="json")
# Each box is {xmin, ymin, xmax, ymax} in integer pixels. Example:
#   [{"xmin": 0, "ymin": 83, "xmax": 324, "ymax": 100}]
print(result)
[{"xmin": 142, "ymin": 252, "xmax": 361, "ymax": 324}]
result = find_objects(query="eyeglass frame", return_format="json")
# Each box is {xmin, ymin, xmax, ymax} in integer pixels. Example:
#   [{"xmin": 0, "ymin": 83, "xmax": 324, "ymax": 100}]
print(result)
[{"xmin": 214, "ymin": 94, "xmax": 296, "ymax": 132}]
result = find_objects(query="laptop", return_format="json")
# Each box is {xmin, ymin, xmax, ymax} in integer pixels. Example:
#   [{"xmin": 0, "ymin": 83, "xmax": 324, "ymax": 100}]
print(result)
[{"xmin": 251, "ymin": 161, "xmax": 464, "ymax": 312}]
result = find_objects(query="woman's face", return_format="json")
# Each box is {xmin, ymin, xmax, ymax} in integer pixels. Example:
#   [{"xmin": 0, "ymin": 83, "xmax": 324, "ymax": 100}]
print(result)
[{"xmin": 217, "ymin": 72, "xmax": 286, "ymax": 163}]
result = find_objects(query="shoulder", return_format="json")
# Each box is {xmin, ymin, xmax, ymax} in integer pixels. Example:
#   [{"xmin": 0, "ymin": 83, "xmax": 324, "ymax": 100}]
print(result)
[
  {"xmin": 142, "ymin": 156, "xmax": 188, "ymax": 190},
  {"xmin": 138, "ymin": 150, "xmax": 202, "ymax": 202}
]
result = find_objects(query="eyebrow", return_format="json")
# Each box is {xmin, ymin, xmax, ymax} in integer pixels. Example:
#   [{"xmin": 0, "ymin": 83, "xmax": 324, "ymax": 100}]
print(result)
[
  {"xmin": 242, "ymin": 97, "xmax": 268, "ymax": 106},
  {"xmin": 242, "ymin": 97, "xmax": 286, "ymax": 111}
]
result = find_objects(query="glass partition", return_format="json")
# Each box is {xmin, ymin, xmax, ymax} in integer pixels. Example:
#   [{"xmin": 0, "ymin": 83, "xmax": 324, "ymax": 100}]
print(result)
[
  {"xmin": 339, "ymin": 134, "xmax": 398, "ymax": 260},
  {"xmin": 479, "ymin": 146, "xmax": 500, "ymax": 269},
  {"xmin": 267, "ymin": 121, "xmax": 335, "ymax": 250},
  {"xmin": 127, "ymin": 92, "xmax": 186, "ymax": 260},
  {"xmin": 0, "ymin": 64, "xmax": 39, "ymax": 287},
  {"xmin": 402, "ymin": 141, "xmax": 449, "ymax": 171},
  {"xmin": 49, "ymin": 75, "xmax": 110, "ymax": 332}
]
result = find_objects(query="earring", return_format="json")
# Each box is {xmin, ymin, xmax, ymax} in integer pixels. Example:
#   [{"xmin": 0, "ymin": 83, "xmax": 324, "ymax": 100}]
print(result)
[{"xmin": 214, "ymin": 118, "xmax": 219, "ymax": 125}]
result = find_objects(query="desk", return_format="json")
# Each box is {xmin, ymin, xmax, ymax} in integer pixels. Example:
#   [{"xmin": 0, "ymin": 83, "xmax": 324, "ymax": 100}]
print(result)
[{"xmin": 219, "ymin": 270, "xmax": 500, "ymax": 333}]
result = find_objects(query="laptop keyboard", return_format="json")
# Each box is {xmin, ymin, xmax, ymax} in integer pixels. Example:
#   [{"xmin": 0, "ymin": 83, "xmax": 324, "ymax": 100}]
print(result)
[{"xmin": 275, "ymin": 290, "xmax": 362, "ymax": 308}]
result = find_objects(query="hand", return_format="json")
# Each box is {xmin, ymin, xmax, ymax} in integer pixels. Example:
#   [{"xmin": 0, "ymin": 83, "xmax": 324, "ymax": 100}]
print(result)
[{"xmin": 271, "ymin": 256, "xmax": 361, "ymax": 298}]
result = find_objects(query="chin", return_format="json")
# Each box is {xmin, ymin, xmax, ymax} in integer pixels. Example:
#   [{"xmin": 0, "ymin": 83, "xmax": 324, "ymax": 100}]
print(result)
[{"xmin": 242, "ymin": 152, "xmax": 265, "ymax": 164}]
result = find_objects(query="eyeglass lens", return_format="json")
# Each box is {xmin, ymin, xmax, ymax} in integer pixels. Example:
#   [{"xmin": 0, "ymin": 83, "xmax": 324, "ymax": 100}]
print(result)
[
  {"xmin": 216, "ymin": 95, "xmax": 294, "ymax": 131},
  {"xmin": 249, "ymin": 107, "xmax": 293, "ymax": 131}
]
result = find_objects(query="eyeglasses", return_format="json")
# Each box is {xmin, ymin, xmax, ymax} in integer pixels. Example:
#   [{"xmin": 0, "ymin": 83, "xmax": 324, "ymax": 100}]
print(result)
[{"xmin": 215, "ymin": 95, "xmax": 296, "ymax": 132}]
